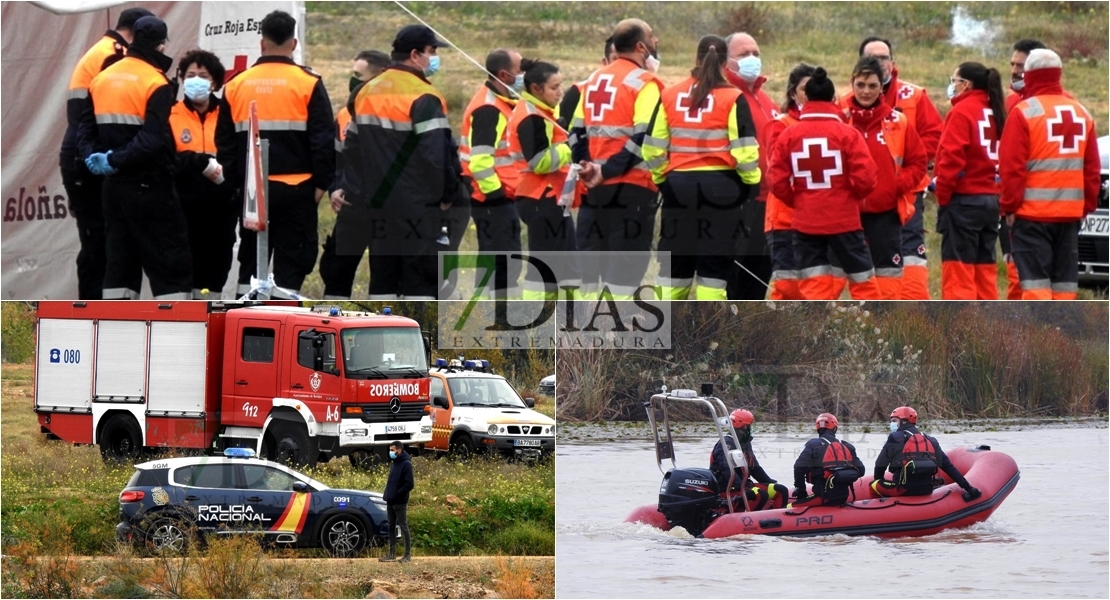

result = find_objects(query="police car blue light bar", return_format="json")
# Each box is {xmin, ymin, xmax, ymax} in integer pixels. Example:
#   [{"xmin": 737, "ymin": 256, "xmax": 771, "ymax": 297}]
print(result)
[
  {"xmin": 223, "ymin": 447, "xmax": 256, "ymax": 458},
  {"xmin": 480, "ymin": 360, "xmax": 490, "ymax": 369},
  {"xmin": 464, "ymin": 360, "xmax": 476, "ymax": 369},
  {"xmin": 435, "ymin": 358, "xmax": 447, "ymax": 368},
  {"xmin": 330, "ymin": 307, "xmax": 340, "ymax": 316},
  {"xmin": 383, "ymin": 307, "xmax": 392, "ymax": 315}
]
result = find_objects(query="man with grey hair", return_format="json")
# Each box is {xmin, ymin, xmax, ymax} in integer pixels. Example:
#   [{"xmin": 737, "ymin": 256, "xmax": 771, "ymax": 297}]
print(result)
[
  {"xmin": 724, "ymin": 32, "xmax": 777, "ymax": 300},
  {"xmin": 999, "ymin": 48, "xmax": 1100, "ymax": 300}
]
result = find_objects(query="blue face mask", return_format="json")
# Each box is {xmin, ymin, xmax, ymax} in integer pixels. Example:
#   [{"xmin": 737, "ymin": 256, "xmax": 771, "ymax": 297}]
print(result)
[
  {"xmin": 1012, "ymin": 78, "xmax": 1025, "ymax": 91},
  {"xmin": 889, "ymin": 421, "xmax": 900, "ymax": 433},
  {"xmin": 423, "ymin": 54, "xmax": 440, "ymax": 77},
  {"xmin": 735, "ymin": 55, "xmax": 762, "ymax": 81},
  {"xmin": 389, "ymin": 450, "xmax": 398, "ymax": 459},
  {"xmin": 511, "ymin": 72, "xmax": 525, "ymax": 94},
  {"xmin": 183, "ymin": 76, "xmax": 211, "ymax": 102}
]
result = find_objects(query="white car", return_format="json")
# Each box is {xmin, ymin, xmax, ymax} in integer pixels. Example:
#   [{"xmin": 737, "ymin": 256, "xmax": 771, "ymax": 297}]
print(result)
[
  {"xmin": 1078, "ymin": 135, "xmax": 1109, "ymax": 285},
  {"xmin": 539, "ymin": 374, "xmax": 556, "ymax": 396}
]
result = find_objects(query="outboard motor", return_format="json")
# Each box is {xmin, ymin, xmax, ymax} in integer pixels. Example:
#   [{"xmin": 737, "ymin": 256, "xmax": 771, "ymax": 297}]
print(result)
[{"xmin": 658, "ymin": 467, "xmax": 721, "ymax": 537}]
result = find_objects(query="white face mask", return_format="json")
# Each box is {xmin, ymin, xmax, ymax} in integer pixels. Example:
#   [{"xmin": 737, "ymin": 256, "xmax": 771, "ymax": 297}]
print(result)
[
  {"xmin": 735, "ymin": 55, "xmax": 762, "ymax": 81},
  {"xmin": 645, "ymin": 53, "xmax": 660, "ymax": 73},
  {"xmin": 1012, "ymin": 78, "xmax": 1025, "ymax": 91},
  {"xmin": 889, "ymin": 421, "xmax": 900, "ymax": 433}
]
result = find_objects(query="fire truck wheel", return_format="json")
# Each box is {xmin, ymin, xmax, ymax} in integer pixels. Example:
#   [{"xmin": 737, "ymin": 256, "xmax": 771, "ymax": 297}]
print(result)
[
  {"xmin": 270, "ymin": 422, "xmax": 318, "ymax": 469},
  {"xmin": 450, "ymin": 435, "xmax": 476, "ymax": 460},
  {"xmin": 100, "ymin": 414, "xmax": 144, "ymax": 463}
]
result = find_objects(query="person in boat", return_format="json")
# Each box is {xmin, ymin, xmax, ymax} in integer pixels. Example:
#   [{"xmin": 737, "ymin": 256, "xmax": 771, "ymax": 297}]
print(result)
[
  {"xmin": 709, "ymin": 409, "xmax": 788, "ymax": 510},
  {"xmin": 791, "ymin": 413, "xmax": 866, "ymax": 507},
  {"xmin": 870, "ymin": 406, "xmax": 982, "ymax": 501}
]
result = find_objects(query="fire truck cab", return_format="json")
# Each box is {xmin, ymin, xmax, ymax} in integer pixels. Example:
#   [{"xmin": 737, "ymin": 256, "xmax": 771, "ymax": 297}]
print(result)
[{"xmin": 34, "ymin": 302, "xmax": 432, "ymax": 468}]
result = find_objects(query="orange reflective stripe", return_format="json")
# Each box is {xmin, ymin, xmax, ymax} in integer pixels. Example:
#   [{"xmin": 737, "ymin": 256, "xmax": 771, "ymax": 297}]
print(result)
[
  {"xmin": 336, "ymin": 107, "xmax": 351, "ymax": 142},
  {"xmin": 581, "ymin": 59, "xmax": 662, "ymax": 189},
  {"xmin": 270, "ymin": 173, "xmax": 311, "ymax": 185},
  {"xmin": 508, "ymin": 97, "xmax": 569, "ymax": 200},
  {"xmin": 88, "ymin": 56, "xmax": 167, "ymax": 123},
  {"xmin": 460, "ymin": 86, "xmax": 518, "ymax": 201},
  {"xmin": 353, "ymin": 68, "xmax": 447, "ymax": 129},
  {"xmin": 169, "ymin": 102, "xmax": 219, "ymax": 153}
]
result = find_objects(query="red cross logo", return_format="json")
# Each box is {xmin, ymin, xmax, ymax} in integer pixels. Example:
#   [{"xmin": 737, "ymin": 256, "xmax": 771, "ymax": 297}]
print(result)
[
  {"xmin": 1046, "ymin": 105, "xmax": 1086, "ymax": 154},
  {"xmin": 791, "ymin": 138, "xmax": 843, "ymax": 190},
  {"xmin": 585, "ymin": 74, "xmax": 617, "ymax": 121},
  {"xmin": 898, "ymin": 84, "xmax": 914, "ymax": 100},
  {"xmin": 223, "ymin": 55, "xmax": 249, "ymax": 81},
  {"xmin": 977, "ymin": 108, "xmax": 999, "ymax": 161},
  {"xmin": 675, "ymin": 90, "xmax": 715, "ymax": 123}
]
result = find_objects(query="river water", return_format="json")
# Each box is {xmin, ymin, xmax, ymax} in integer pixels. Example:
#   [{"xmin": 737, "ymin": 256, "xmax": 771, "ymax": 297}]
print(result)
[{"xmin": 556, "ymin": 422, "xmax": 1108, "ymax": 598}]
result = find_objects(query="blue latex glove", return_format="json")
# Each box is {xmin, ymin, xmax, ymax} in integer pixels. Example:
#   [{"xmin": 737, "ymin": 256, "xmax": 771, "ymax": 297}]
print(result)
[{"xmin": 85, "ymin": 151, "xmax": 117, "ymax": 176}]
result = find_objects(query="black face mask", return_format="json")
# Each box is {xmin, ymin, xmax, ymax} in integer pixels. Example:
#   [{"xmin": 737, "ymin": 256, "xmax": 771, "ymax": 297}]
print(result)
[
  {"xmin": 349, "ymin": 76, "xmax": 364, "ymax": 93},
  {"xmin": 737, "ymin": 428, "xmax": 752, "ymax": 444}
]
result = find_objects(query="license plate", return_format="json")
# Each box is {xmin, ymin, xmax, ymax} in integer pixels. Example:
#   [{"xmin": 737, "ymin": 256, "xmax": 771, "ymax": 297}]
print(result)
[
  {"xmin": 1080, "ymin": 215, "xmax": 1109, "ymax": 236},
  {"xmin": 385, "ymin": 425, "xmax": 407, "ymax": 433},
  {"xmin": 514, "ymin": 439, "xmax": 540, "ymax": 447}
]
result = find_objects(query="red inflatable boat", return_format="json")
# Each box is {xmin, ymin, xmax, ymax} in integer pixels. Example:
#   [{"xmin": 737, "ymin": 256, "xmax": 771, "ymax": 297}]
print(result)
[
  {"xmin": 624, "ymin": 388, "xmax": 1020, "ymax": 539},
  {"xmin": 627, "ymin": 445, "xmax": 1020, "ymax": 539}
]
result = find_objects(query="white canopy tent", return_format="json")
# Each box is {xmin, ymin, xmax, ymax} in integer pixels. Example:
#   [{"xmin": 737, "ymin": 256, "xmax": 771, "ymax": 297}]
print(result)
[{"xmin": 1, "ymin": 0, "xmax": 304, "ymax": 299}]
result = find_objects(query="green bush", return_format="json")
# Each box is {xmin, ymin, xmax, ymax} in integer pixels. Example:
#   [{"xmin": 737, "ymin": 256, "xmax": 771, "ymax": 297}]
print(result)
[{"xmin": 1, "ymin": 302, "xmax": 34, "ymax": 364}]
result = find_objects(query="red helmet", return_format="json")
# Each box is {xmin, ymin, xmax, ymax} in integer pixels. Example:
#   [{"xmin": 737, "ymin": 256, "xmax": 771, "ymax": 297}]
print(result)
[
  {"xmin": 815, "ymin": 413, "xmax": 839, "ymax": 430},
  {"xmin": 890, "ymin": 406, "xmax": 918, "ymax": 424},
  {"xmin": 730, "ymin": 409, "xmax": 755, "ymax": 429}
]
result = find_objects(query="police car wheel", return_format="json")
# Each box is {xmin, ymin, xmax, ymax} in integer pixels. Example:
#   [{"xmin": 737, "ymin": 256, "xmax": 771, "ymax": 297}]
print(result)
[
  {"xmin": 100, "ymin": 414, "xmax": 144, "ymax": 463},
  {"xmin": 320, "ymin": 514, "xmax": 366, "ymax": 557},
  {"xmin": 144, "ymin": 517, "xmax": 190, "ymax": 553}
]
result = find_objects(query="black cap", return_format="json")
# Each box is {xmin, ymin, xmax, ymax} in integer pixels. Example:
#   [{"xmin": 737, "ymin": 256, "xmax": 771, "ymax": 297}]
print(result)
[
  {"xmin": 131, "ymin": 16, "xmax": 168, "ymax": 49},
  {"xmin": 116, "ymin": 7, "xmax": 154, "ymax": 31},
  {"xmin": 392, "ymin": 25, "xmax": 445, "ymax": 55}
]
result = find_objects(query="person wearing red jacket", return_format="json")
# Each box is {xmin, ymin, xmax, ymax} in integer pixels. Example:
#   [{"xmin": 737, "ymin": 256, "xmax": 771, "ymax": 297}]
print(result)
[
  {"xmin": 857, "ymin": 37, "xmax": 943, "ymax": 299},
  {"xmin": 935, "ymin": 62, "xmax": 1008, "ymax": 300},
  {"xmin": 725, "ymin": 32, "xmax": 778, "ymax": 299},
  {"xmin": 845, "ymin": 56, "xmax": 928, "ymax": 300},
  {"xmin": 999, "ymin": 49, "xmax": 1100, "ymax": 300},
  {"xmin": 1000, "ymin": 39, "xmax": 1047, "ymax": 299},
  {"xmin": 770, "ymin": 68, "xmax": 880, "ymax": 300},
  {"xmin": 763, "ymin": 63, "xmax": 815, "ymax": 300}
]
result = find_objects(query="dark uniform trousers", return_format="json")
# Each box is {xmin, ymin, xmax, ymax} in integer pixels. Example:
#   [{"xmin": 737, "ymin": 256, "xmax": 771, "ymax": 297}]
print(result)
[
  {"xmin": 937, "ymin": 194, "xmax": 1000, "ymax": 299},
  {"xmin": 574, "ymin": 183, "xmax": 658, "ymax": 296},
  {"xmin": 472, "ymin": 200, "xmax": 523, "ymax": 294},
  {"xmin": 61, "ymin": 164, "xmax": 107, "ymax": 300},
  {"xmin": 793, "ymin": 230, "xmax": 880, "ymax": 300},
  {"xmin": 101, "ymin": 178, "xmax": 192, "ymax": 298},
  {"xmin": 730, "ymin": 198, "xmax": 772, "ymax": 300},
  {"xmin": 658, "ymin": 171, "xmax": 746, "ymax": 294},
  {"xmin": 1011, "ymin": 218, "xmax": 1080, "ymax": 298},
  {"xmin": 368, "ymin": 203, "xmax": 441, "ymax": 299},
  {"xmin": 517, "ymin": 198, "xmax": 577, "ymax": 293},
  {"xmin": 861, "ymin": 209, "xmax": 905, "ymax": 299},
  {"xmin": 181, "ymin": 190, "xmax": 237, "ymax": 295},
  {"xmin": 319, "ymin": 198, "xmax": 373, "ymax": 299},
  {"xmin": 237, "ymin": 180, "xmax": 318, "ymax": 292}
]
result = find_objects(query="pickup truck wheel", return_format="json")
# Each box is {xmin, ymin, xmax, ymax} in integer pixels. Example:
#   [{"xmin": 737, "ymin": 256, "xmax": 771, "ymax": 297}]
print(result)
[
  {"xmin": 100, "ymin": 414, "xmax": 144, "ymax": 463},
  {"xmin": 270, "ymin": 422, "xmax": 318, "ymax": 468},
  {"xmin": 450, "ymin": 435, "xmax": 476, "ymax": 460},
  {"xmin": 320, "ymin": 514, "xmax": 367, "ymax": 557}
]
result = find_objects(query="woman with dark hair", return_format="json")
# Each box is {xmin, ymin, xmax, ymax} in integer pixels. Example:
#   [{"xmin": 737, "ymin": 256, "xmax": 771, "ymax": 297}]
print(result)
[
  {"xmin": 843, "ymin": 56, "xmax": 928, "ymax": 299},
  {"xmin": 169, "ymin": 49, "xmax": 235, "ymax": 299},
  {"xmin": 642, "ymin": 34, "xmax": 760, "ymax": 300},
  {"xmin": 934, "ymin": 61, "xmax": 1007, "ymax": 299},
  {"xmin": 507, "ymin": 58, "xmax": 578, "ymax": 300},
  {"xmin": 769, "ymin": 67, "xmax": 881, "ymax": 300},
  {"xmin": 763, "ymin": 62, "xmax": 815, "ymax": 300}
]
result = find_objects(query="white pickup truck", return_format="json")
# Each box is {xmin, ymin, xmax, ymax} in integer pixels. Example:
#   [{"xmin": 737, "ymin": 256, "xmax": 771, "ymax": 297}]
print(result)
[{"xmin": 1078, "ymin": 135, "xmax": 1109, "ymax": 286}]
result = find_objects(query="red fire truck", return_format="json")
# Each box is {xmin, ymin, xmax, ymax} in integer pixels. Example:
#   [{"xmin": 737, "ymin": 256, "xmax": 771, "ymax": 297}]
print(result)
[{"xmin": 33, "ymin": 302, "xmax": 432, "ymax": 468}]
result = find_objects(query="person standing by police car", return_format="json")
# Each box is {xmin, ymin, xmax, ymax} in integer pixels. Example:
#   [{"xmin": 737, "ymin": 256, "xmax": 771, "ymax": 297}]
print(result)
[
  {"xmin": 381, "ymin": 440, "xmax": 414, "ymax": 563},
  {"xmin": 61, "ymin": 6, "xmax": 153, "ymax": 299},
  {"xmin": 79, "ymin": 16, "xmax": 192, "ymax": 299}
]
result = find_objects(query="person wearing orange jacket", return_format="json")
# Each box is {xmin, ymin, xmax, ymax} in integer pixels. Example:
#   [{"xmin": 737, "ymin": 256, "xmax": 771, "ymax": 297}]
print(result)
[
  {"xmin": 340, "ymin": 25, "xmax": 464, "ymax": 300},
  {"xmin": 856, "ymin": 37, "xmax": 943, "ymax": 299},
  {"xmin": 725, "ymin": 32, "xmax": 777, "ymax": 300},
  {"xmin": 508, "ymin": 59, "xmax": 578, "ymax": 300},
  {"xmin": 844, "ymin": 56, "xmax": 928, "ymax": 300},
  {"xmin": 769, "ymin": 68, "xmax": 880, "ymax": 300},
  {"xmin": 460, "ymin": 49, "xmax": 524, "ymax": 298},
  {"xmin": 1000, "ymin": 39, "xmax": 1047, "ymax": 299},
  {"xmin": 557, "ymin": 37, "xmax": 616, "ymax": 131},
  {"xmin": 572, "ymin": 19, "xmax": 664, "ymax": 300},
  {"xmin": 999, "ymin": 49, "xmax": 1101, "ymax": 300},
  {"xmin": 78, "ymin": 16, "xmax": 192, "ymax": 299},
  {"xmin": 216, "ymin": 10, "xmax": 335, "ymax": 297},
  {"xmin": 644, "ymin": 34, "xmax": 761, "ymax": 300},
  {"xmin": 763, "ymin": 63, "xmax": 814, "ymax": 300},
  {"xmin": 934, "ymin": 62, "xmax": 1008, "ymax": 300},
  {"xmin": 60, "ymin": 6, "xmax": 152, "ymax": 299},
  {"xmin": 169, "ymin": 50, "xmax": 235, "ymax": 299},
  {"xmin": 319, "ymin": 49, "xmax": 390, "ymax": 300}
]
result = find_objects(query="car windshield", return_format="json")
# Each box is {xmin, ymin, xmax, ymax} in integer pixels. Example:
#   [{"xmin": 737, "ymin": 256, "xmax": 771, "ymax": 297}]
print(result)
[
  {"xmin": 342, "ymin": 327, "xmax": 428, "ymax": 378},
  {"xmin": 447, "ymin": 377, "xmax": 527, "ymax": 408}
]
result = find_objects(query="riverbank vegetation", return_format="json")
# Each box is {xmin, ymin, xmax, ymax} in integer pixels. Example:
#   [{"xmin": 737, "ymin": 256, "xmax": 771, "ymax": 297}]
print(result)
[{"xmin": 558, "ymin": 302, "xmax": 1108, "ymax": 422}]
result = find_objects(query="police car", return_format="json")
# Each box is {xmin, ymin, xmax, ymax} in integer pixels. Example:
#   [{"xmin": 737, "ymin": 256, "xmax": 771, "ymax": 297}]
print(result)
[
  {"xmin": 1078, "ymin": 135, "xmax": 1109, "ymax": 285},
  {"xmin": 116, "ymin": 448, "xmax": 390, "ymax": 556},
  {"xmin": 425, "ymin": 359, "xmax": 555, "ymax": 460}
]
